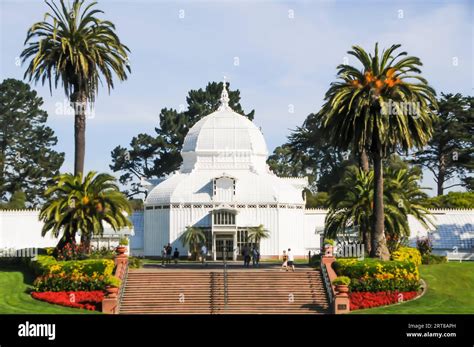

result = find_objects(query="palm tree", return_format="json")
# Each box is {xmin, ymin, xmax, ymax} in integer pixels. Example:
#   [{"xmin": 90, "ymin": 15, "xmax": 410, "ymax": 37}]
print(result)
[
  {"xmin": 325, "ymin": 165, "xmax": 433, "ymax": 253},
  {"xmin": 317, "ymin": 43, "xmax": 437, "ymax": 259},
  {"xmin": 325, "ymin": 166, "xmax": 373, "ymax": 253},
  {"xmin": 179, "ymin": 226, "xmax": 206, "ymax": 260},
  {"xmin": 383, "ymin": 166, "xmax": 433, "ymax": 249},
  {"xmin": 248, "ymin": 224, "xmax": 270, "ymax": 250},
  {"xmin": 40, "ymin": 171, "xmax": 132, "ymax": 253},
  {"xmin": 21, "ymin": 0, "xmax": 130, "ymax": 175}
]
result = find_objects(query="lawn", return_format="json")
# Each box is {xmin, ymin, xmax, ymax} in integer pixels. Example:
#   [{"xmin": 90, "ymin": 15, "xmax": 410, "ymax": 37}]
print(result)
[
  {"xmin": 352, "ymin": 262, "xmax": 474, "ymax": 314},
  {"xmin": 0, "ymin": 265, "xmax": 98, "ymax": 314}
]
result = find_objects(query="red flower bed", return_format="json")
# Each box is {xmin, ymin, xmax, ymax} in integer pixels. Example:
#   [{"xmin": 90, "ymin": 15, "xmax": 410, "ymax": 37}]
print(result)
[
  {"xmin": 31, "ymin": 291, "xmax": 104, "ymax": 311},
  {"xmin": 350, "ymin": 291, "xmax": 418, "ymax": 310}
]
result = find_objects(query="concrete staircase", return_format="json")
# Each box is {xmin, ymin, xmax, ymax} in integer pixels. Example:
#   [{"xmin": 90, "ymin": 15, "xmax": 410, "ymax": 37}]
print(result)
[{"xmin": 120, "ymin": 269, "xmax": 330, "ymax": 314}]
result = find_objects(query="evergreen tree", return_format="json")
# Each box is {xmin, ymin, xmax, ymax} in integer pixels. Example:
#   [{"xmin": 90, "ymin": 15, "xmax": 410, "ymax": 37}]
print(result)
[
  {"xmin": 412, "ymin": 93, "xmax": 473, "ymax": 195},
  {"xmin": 0, "ymin": 79, "xmax": 64, "ymax": 206},
  {"xmin": 267, "ymin": 113, "xmax": 355, "ymax": 193},
  {"xmin": 0, "ymin": 190, "xmax": 26, "ymax": 210}
]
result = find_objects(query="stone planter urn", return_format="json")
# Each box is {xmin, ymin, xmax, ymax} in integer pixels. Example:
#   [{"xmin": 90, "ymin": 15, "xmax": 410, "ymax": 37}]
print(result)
[
  {"xmin": 324, "ymin": 245, "xmax": 334, "ymax": 256},
  {"xmin": 116, "ymin": 246, "xmax": 126, "ymax": 255},
  {"xmin": 335, "ymin": 284, "xmax": 349, "ymax": 297}
]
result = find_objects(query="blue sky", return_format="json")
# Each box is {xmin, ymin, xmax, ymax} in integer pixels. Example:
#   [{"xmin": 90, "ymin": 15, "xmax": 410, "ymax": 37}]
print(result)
[{"xmin": 0, "ymin": 0, "xmax": 472, "ymax": 196}]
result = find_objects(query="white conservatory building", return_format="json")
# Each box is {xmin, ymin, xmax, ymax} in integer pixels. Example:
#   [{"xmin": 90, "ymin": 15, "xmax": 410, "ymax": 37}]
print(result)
[{"xmin": 142, "ymin": 84, "xmax": 323, "ymax": 260}]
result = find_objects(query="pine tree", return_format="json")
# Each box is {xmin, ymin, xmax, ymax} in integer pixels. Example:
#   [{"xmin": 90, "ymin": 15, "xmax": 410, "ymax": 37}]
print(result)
[
  {"xmin": 0, "ymin": 79, "xmax": 64, "ymax": 206},
  {"xmin": 412, "ymin": 93, "xmax": 473, "ymax": 195}
]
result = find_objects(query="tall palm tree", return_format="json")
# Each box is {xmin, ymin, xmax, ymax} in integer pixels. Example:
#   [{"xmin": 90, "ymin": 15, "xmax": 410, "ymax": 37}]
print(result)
[
  {"xmin": 179, "ymin": 226, "xmax": 206, "ymax": 260},
  {"xmin": 248, "ymin": 224, "xmax": 270, "ymax": 250},
  {"xmin": 40, "ymin": 171, "xmax": 132, "ymax": 253},
  {"xmin": 21, "ymin": 0, "xmax": 130, "ymax": 175},
  {"xmin": 317, "ymin": 43, "xmax": 437, "ymax": 259},
  {"xmin": 325, "ymin": 165, "xmax": 433, "ymax": 253}
]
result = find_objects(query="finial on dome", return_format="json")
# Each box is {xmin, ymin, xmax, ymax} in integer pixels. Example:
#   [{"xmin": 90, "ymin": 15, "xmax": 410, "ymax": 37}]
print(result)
[{"xmin": 219, "ymin": 76, "xmax": 230, "ymax": 110}]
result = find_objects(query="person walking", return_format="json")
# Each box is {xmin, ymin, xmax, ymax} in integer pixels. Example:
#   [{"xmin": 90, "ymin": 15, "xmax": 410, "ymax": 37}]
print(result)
[
  {"xmin": 280, "ymin": 250, "xmax": 288, "ymax": 271},
  {"xmin": 252, "ymin": 247, "xmax": 260, "ymax": 267},
  {"xmin": 287, "ymin": 248, "xmax": 295, "ymax": 272},
  {"xmin": 161, "ymin": 245, "xmax": 167, "ymax": 267},
  {"xmin": 200, "ymin": 244, "xmax": 208, "ymax": 266},
  {"xmin": 242, "ymin": 245, "xmax": 250, "ymax": 268},
  {"xmin": 173, "ymin": 248, "xmax": 180, "ymax": 264}
]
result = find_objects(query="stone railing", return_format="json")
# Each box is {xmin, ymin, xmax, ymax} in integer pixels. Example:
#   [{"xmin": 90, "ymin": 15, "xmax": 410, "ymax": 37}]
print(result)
[
  {"xmin": 102, "ymin": 252, "xmax": 129, "ymax": 314},
  {"xmin": 321, "ymin": 253, "xmax": 350, "ymax": 314}
]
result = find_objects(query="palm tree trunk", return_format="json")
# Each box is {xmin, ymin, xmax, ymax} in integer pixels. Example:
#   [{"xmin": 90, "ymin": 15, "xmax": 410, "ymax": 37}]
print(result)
[
  {"xmin": 370, "ymin": 150, "xmax": 390, "ymax": 260},
  {"xmin": 359, "ymin": 148, "xmax": 370, "ymax": 173},
  {"xmin": 72, "ymin": 90, "xmax": 86, "ymax": 176},
  {"xmin": 362, "ymin": 227, "xmax": 371, "ymax": 255}
]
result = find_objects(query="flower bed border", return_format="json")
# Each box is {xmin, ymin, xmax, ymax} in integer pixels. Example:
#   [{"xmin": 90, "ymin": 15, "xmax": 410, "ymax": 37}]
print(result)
[
  {"xmin": 31, "ymin": 291, "xmax": 104, "ymax": 311},
  {"xmin": 350, "ymin": 278, "xmax": 427, "ymax": 311}
]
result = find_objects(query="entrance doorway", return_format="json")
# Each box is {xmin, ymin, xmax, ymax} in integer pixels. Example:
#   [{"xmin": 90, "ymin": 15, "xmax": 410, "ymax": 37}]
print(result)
[{"xmin": 215, "ymin": 238, "xmax": 234, "ymax": 260}]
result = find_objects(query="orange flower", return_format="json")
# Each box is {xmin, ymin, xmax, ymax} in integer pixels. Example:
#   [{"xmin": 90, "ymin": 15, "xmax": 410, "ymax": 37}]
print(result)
[
  {"xmin": 386, "ymin": 68, "xmax": 396, "ymax": 78},
  {"xmin": 375, "ymin": 79, "xmax": 384, "ymax": 88},
  {"xmin": 82, "ymin": 196, "xmax": 90, "ymax": 205},
  {"xmin": 365, "ymin": 71, "xmax": 375, "ymax": 83},
  {"xmin": 386, "ymin": 79, "xmax": 395, "ymax": 87},
  {"xmin": 350, "ymin": 80, "xmax": 361, "ymax": 88}
]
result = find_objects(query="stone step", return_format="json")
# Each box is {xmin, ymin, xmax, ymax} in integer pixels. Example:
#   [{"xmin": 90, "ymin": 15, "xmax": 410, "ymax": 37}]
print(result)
[{"xmin": 120, "ymin": 270, "xmax": 329, "ymax": 314}]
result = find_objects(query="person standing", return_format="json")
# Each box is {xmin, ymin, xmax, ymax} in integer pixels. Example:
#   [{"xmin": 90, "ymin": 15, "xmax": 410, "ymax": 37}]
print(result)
[
  {"xmin": 242, "ymin": 245, "xmax": 250, "ymax": 268},
  {"xmin": 166, "ymin": 243, "xmax": 172, "ymax": 264},
  {"xmin": 287, "ymin": 248, "xmax": 295, "ymax": 272}
]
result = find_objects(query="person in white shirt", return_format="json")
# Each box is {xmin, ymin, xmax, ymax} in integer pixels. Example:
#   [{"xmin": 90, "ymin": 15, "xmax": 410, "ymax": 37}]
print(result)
[
  {"xmin": 287, "ymin": 248, "xmax": 295, "ymax": 272},
  {"xmin": 200, "ymin": 244, "xmax": 208, "ymax": 266}
]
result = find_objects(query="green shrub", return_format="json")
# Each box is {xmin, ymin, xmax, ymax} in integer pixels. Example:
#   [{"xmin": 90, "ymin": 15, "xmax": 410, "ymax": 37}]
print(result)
[
  {"xmin": 332, "ymin": 276, "xmax": 350, "ymax": 286},
  {"xmin": 391, "ymin": 247, "xmax": 422, "ymax": 266},
  {"xmin": 0, "ymin": 257, "xmax": 24, "ymax": 266},
  {"xmin": 105, "ymin": 276, "xmax": 122, "ymax": 287},
  {"xmin": 33, "ymin": 273, "xmax": 111, "ymax": 292},
  {"xmin": 333, "ymin": 258, "xmax": 420, "ymax": 293},
  {"xmin": 119, "ymin": 237, "xmax": 129, "ymax": 246},
  {"xmin": 324, "ymin": 238, "xmax": 335, "ymax": 246},
  {"xmin": 422, "ymin": 254, "xmax": 447, "ymax": 265},
  {"xmin": 416, "ymin": 237, "xmax": 432, "ymax": 256},
  {"xmin": 128, "ymin": 257, "xmax": 142, "ymax": 269},
  {"xmin": 309, "ymin": 254, "xmax": 321, "ymax": 267},
  {"xmin": 30, "ymin": 255, "xmax": 114, "ymax": 277},
  {"xmin": 88, "ymin": 247, "xmax": 115, "ymax": 259},
  {"xmin": 30, "ymin": 255, "xmax": 57, "ymax": 275}
]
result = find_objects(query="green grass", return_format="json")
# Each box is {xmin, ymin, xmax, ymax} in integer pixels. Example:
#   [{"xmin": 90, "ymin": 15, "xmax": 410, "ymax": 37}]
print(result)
[
  {"xmin": 0, "ymin": 265, "xmax": 98, "ymax": 314},
  {"xmin": 353, "ymin": 262, "xmax": 474, "ymax": 314}
]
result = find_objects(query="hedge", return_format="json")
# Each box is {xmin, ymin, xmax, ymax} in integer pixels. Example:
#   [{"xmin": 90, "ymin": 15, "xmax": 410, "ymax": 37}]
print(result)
[
  {"xmin": 31, "ymin": 255, "xmax": 114, "ymax": 277},
  {"xmin": 333, "ymin": 258, "xmax": 420, "ymax": 293},
  {"xmin": 422, "ymin": 254, "xmax": 447, "ymax": 265}
]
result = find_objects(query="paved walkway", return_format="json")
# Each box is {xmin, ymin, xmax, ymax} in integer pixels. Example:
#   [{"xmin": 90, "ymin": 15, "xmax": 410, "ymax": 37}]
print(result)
[{"xmin": 141, "ymin": 261, "xmax": 313, "ymax": 272}]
